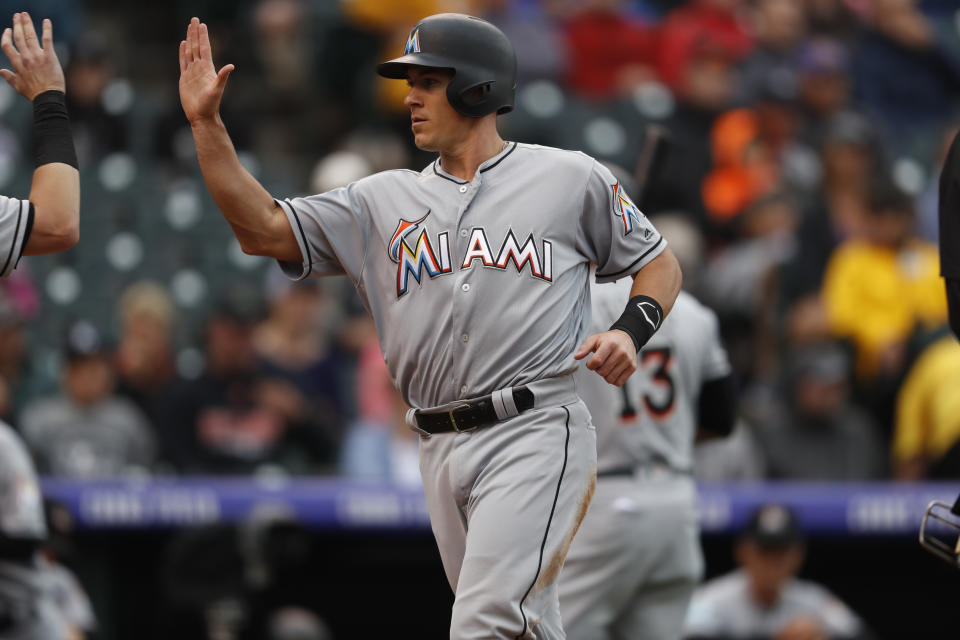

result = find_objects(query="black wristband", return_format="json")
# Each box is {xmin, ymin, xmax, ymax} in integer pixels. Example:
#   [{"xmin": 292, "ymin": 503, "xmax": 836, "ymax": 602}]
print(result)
[
  {"xmin": 609, "ymin": 295, "xmax": 664, "ymax": 352},
  {"xmin": 32, "ymin": 90, "xmax": 78, "ymax": 169}
]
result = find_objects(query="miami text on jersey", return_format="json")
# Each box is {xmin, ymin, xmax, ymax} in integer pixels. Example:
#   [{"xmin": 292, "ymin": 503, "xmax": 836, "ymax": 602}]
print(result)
[{"xmin": 389, "ymin": 215, "xmax": 552, "ymax": 297}]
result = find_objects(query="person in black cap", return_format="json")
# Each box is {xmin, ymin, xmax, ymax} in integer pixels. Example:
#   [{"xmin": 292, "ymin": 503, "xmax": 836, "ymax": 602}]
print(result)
[{"xmin": 684, "ymin": 504, "xmax": 868, "ymax": 640}]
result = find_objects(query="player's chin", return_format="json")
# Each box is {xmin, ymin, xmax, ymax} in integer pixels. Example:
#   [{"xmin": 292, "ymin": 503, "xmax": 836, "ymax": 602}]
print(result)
[{"xmin": 412, "ymin": 135, "xmax": 437, "ymax": 152}]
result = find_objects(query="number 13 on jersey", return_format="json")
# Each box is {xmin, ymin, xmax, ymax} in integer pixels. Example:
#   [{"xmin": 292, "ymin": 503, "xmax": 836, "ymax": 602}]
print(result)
[{"xmin": 620, "ymin": 347, "xmax": 676, "ymax": 422}]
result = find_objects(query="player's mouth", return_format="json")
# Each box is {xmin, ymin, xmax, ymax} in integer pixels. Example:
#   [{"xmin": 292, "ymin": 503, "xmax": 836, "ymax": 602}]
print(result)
[{"xmin": 411, "ymin": 115, "xmax": 427, "ymax": 129}]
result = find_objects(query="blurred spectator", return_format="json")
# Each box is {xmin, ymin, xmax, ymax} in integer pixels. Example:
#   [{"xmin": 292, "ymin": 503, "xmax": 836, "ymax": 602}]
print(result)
[
  {"xmin": 701, "ymin": 192, "xmax": 799, "ymax": 381},
  {"xmin": 20, "ymin": 321, "xmax": 155, "ymax": 478},
  {"xmin": 657, "ymin": 0, "xmax": 752, "ymax": 96},
  {"xmin": 851, "ymin": 0, "xmax": 960, "ymax": 160},
  {"xmin": 736, "ymin": 0, "xmax": 806, "ymax": 105},
  {"xmin": 804, "ymin": 0, "xmax": 858, "ymax": 40},
  {"xmin": 684, "ymin": 504, "xmax": 868, "ymax": 640},
  {"xmin": 821, "ymin": 181, "xmax": 947, "ymax": 381},
  {"xmin": 753, "ymin": 343, "xmax": 885, "ymax": 481},
  {"xmin": 482, "ymin": 0, "xmax": 565, "ymax": 84},
  {"xmin": 892, "ymin": 332, "xmax": 960, "ymax": 480},
  {"xmin": 646, "ymin": 39, "xmax": 743, "ymax": 230},
  {"xmin": 64, "ymin": 37, "xmax": 129, "ymax": 164},
  {"xmin": 158, "ymin": 301, "xmax": 334, "ymax": 475},
  {"xmin": 777, "ymin": 113, "xmax": 879, "ymax": 306},
  {"xmin": 340, "ymin": 348, "xmax": 420, "ymax": 486},
  {"xmin": 693, "ymin": 420, "xmax": 766, "ymax": 482},
  {"xmin": 562, "ymin": 0, "xmax": 658, "ymax": 99},
  {"xmin": 253, "ymin": 277, "xmax": 349, "ymax": 450},
  {"xmin": 794, "ymin": 37, "xmax": 854, "ymax": 151},
  {"xmin": 113, "ymin": 281, "xmax": 177, "ymax": 426}
]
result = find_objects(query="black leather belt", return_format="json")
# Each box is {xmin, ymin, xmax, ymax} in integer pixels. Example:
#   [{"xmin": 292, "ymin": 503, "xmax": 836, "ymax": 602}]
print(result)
[{"xmin": 413, "ymin": 386, "xmax": 535, "ymax": 435}]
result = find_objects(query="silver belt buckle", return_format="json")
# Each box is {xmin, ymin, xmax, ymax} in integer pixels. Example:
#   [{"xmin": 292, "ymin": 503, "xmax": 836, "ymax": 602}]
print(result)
[{"xmin": 449, "ymin": 403, "xmax": 477, "ymax": 433}]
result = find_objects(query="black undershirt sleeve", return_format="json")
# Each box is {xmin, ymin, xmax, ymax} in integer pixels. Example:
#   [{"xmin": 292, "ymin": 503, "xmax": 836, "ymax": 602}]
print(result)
[{"xmin": 697, "ymin": 372, "xmax": 737, "ymax": 439}]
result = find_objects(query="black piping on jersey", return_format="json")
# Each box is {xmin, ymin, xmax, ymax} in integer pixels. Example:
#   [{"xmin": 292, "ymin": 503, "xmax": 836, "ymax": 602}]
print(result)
[
  {"xmin": 515, "ymin": 405, "xmax": 571, "ymax": 640},
  {"xmin": 431, "ymin": 161, "xmax": 468, "ymax": 185},
  {"xmin": 0, "ymin": 199, "xmax": 25, "ymax": 276},
  {"xmin": 596, "ymin": 235, "xmax": 665, "ymax": 280},
  {"xmin": 279, "ymin": 198, "xmax": 313, "ymax": 278},
  {"xmin": 13, "ymin": 202, "xmax": 34, "ymax": 271},
  {"xmin": 480, "ymin": 141, "xmax": 517, "ymax": 173},
  {"xmin": 431, "ymin": 141, "xmax": 517, "ymax": 183}
]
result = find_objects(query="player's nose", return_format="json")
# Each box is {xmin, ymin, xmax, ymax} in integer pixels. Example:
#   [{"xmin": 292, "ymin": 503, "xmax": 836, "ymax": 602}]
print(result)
[{"xmin": 404, "ymin": 87, "xmax": 422, "ymax": 108}]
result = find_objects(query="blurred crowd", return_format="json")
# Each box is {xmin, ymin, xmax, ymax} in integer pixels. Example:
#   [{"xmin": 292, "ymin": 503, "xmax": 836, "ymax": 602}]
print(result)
[{"xmin": 0, "ymin": 0, "xmax": 958, "ymax": 487}]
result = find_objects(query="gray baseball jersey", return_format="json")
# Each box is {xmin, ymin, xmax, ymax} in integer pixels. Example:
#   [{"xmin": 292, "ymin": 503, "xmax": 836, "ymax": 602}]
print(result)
[
  {"xmin": 684, "ymin": 569, "xmax": 864, "ymax": 638},
  {"xmin": 275, "ymin": 142, "xmax": 665, "ymax": 639},
  {"xmin": 276, "ymin": 142, "xmax": 665, "ymax": 409},
  {"xmin": 560, "ymin": 284, "xmax": 731, "ymax": 640},
  {"xmin": 0, "ymin": 421, "xmax": 70, "ymax": 640},
  {"xmin": 0, "ymin": 196, "xmax": 33, "ymax": 278}
]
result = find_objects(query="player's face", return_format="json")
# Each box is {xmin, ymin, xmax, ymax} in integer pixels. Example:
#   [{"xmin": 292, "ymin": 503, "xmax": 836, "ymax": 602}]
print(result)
[{"xmin": 404, "ymin": 67, "xmax": 472, "ymax": 152}]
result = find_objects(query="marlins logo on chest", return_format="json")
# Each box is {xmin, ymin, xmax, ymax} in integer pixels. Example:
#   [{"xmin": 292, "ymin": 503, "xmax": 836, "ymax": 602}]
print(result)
[{"xmin": 388, "ymin": 211, "xmax": 553, "ymax": 297}]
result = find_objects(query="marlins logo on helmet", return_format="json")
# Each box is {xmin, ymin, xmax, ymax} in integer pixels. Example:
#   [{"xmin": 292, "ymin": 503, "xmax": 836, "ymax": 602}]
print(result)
[{"xmin": 405, "ymin": 28, "xmax": 421, "ymax": 54}]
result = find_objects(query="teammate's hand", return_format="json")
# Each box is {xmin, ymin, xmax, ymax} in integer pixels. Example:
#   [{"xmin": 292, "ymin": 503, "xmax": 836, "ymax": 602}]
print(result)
[
  {"xmin": 0, "ymin": 13, "xmax": 65, "ymax": 101},
  {"xmin": 574, "ymin": 329, "xmax": 638, "ymax": 387},
  {"xmin": 178, "ymin": 16, "xmax": 234, "ymax": 125}
]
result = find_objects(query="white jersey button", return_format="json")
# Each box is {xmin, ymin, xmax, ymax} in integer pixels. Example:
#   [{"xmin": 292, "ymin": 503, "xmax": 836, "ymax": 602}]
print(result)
[
  {"xmin": 459, "ymin": 229, "xmax": 468, "ymax": 237},
  {"xmin": 461, "ymin": 283, "xmax": 470, "ymax": 292},
  {"xmin": 461, "ymin": 334, "xmax": 469, "ymax": 343},
  {"xmin": 460, "ymin": 385, "xmax": 467, "ymax": 395},
  {"xmin": 459, "ymin": 185, "xmax": 467, "ymax": 193}
]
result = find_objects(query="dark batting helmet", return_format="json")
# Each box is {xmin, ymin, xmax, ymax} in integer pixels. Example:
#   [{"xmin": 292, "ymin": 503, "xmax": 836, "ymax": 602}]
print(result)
[{"xmin": 376, "ymin": 13, "xmax": 517, "ymax": 118}]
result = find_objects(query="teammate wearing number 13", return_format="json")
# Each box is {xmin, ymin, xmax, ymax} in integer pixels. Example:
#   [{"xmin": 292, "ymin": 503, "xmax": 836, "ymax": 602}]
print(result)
[
  {"xmin": 179, "ymin": 13, "xmax": 681, "ymax": 638},
  {"xmin": 560, "ymin": 277, "xmax": 736, "ymax": 640}
]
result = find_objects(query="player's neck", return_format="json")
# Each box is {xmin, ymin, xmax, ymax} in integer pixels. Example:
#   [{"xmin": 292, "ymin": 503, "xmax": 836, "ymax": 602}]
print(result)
[{"xmin": 437, "ymin": 126, "xmax": 505, "ymax": 181}]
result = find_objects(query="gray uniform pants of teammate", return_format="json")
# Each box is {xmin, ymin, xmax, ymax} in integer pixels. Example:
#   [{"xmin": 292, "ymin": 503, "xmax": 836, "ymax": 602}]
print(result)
[
  {"xmin": 417, "ymin": 375, "xmax": 597, "ymax": 640},
  {"xmin": 559, "ymin": 471, "xmax": 702, "ymax": 640}
]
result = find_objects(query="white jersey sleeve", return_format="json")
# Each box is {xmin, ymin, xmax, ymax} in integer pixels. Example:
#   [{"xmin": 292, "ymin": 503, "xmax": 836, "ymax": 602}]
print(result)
[
  {"xmin": 577, "ymin": 160, "xmax": 665, "ymax": 282},
  {"xmin": 275, "ymin": 182, "xmax": 369, "ymax": 282},
  {"xmin": 0, "ymin": 196, "xmax": 33, "ymax": 279}
]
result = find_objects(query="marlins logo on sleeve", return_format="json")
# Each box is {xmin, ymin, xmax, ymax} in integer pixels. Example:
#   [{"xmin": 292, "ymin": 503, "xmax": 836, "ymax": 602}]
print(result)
[{"xmin": 0, "ymin": 195, "xmax": 33, "ymax": 278}]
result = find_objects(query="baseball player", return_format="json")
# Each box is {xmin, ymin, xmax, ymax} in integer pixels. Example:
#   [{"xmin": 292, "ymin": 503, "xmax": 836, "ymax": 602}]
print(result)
[
  {"xmin": 179, "ymin": 13, "xmax": 681, "ymax": 639},
  {"xmin": 0, "ymin": 12, "xmax": 79, "ymax": 639},
  {"xmin": 559, "ymin": 277, "xmax": 736, "ymax": 640}
]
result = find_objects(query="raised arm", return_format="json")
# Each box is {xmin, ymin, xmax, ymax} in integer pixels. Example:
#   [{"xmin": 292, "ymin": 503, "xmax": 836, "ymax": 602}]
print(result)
[
  {"xmin": 0, "ymin": 13, "xmax": 79, "ymax": 255},
  {"xmin": 179, "ymin": 17, "xmax": 299, "ymax": 262}
]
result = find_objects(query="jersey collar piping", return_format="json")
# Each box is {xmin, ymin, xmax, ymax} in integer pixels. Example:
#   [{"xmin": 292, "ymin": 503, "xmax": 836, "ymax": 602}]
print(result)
[{"xmin": 431, "ymin": 141, "xmax": 517, "ymax": 184}]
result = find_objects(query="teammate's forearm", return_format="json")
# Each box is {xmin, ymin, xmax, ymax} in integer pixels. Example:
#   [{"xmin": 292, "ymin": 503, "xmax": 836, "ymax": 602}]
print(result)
[
  {"xmin": 23, "ymin": 161, "xmax": 78, "ymax": 255},
  {"xmin": 191, "ymin": 116, "xmax": 298, "ymax": 261},
  {"xmin": 629, "ymin": 246, "xmax": 682, "ymax": 316}
]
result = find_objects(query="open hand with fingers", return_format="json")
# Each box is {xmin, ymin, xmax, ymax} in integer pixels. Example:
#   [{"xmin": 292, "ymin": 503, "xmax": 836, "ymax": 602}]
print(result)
[
  {"xmin": 179, "ymin": 17, "xmax": 234, "ymax": 125},
  {"xmin": 0, "ymin": 12, "xmax": 64, "ymax": 100},
  {"xmin": 574, "ymin": 329, "xmax": 639, "ymax": 387}
]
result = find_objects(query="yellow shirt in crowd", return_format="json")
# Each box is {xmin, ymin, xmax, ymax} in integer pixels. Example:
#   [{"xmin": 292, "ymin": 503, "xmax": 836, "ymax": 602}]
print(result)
[
  {"xmin": 822, "ymin": 240, "xmax": 947, "ymax": 378},
  {"xmin": 893, "ymin": 335, "xmax": 960, "ymax": 465}
]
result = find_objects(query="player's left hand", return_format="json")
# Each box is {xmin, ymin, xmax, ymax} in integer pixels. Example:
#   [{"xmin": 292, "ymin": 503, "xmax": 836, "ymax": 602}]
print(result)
[
  {"xmin": 574, "ymin": 329, "xmax": 638, "ymax": 387},
  {"xmin": 0, "ymin": 13, "xmax": 65, "ymax": 101}
]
